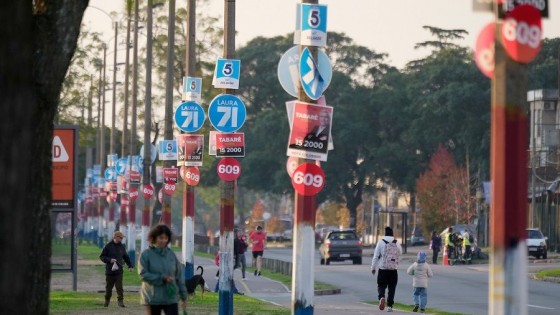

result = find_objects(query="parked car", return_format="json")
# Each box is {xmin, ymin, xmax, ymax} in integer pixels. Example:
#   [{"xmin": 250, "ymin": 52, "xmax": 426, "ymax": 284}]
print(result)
[
  {"xmin": 409, "ymin": 226, "xmax": 425, "ymax": 246},
  {"xmin": 526, "ymin": 228, "xmax": 547, "ymax": 259},
  {"xmin": 319, "ymin": 229, "xmax": 362, "ymax": 265}
]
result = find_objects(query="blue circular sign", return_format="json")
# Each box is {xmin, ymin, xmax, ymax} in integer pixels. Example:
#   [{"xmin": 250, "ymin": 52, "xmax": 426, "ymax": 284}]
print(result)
[
  {"xmin": 174, "ymin": 101, "xmax": 206, "ymax": 132},
  {"xmin": 277, "ymin": 46, "xmax": 332, "ymax": 98},
  {"xmin": 208, "ymin": 94, "xmax": 246, "ymax": 133}
]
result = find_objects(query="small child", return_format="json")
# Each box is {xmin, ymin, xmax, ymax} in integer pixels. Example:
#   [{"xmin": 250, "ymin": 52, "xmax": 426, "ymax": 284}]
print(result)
[{"xmin": 407, "ymin": 250, "xmax": 433, "ymax": 313}]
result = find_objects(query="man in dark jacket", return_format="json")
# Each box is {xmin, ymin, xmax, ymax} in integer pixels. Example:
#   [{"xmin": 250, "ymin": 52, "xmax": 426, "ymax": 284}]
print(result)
[
  {"xmin": 100, "ymin": 231, "xmax": 134, "ymax": 307},
  {"xmin": 233, "ymin": 229, "xmax": 248, "ymax": 279}
]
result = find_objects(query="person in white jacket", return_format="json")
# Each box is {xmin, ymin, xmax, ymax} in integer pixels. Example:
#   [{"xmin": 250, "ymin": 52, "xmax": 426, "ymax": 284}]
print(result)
[
  {"xmin": 407, "ymin": 250, "xmax": 434, "ymax": 313},
  {"xmin": 371, "ymin": 226, "xmax": 403, "ymax": 312}
]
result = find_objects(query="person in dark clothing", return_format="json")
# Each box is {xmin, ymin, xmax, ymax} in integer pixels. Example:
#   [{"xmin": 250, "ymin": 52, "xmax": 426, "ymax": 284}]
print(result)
[
  {"xmin": 234, "ymin": 229, "xmax": 248, "ymax": 280},
  {"xmin": 100, "ymin": 231, "xmax": 134, "ymax": 307},
  {"xmin": 371, "ymin": 226, "xmax": 403, "ymax": 312},
  {"xmin": 430, "ymin": 230, "xmax": 442, "ymax": 264}
]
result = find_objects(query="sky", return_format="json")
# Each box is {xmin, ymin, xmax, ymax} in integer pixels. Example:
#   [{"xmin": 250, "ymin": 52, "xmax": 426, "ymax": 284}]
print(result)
[{"xmin": 84, "ymin": 0, "xmax": 560, "ymax": 69}]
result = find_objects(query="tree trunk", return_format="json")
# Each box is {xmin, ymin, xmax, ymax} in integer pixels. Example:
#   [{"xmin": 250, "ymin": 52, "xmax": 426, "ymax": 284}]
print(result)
[{"xmin": 0, "ymin": 1, "xmax": 87, "ymax": 313}]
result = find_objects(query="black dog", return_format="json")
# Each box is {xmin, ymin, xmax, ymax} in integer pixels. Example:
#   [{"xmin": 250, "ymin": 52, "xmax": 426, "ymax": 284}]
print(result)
[{"xmin": 185, "ymin": 266, "xmax": 207, "ymax": 298}]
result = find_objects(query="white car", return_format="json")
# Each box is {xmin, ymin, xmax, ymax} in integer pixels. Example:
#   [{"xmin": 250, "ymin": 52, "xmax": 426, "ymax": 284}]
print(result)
[{"xmin": 526, "ymin": 228, "xmax": 547, "ymax": 259}]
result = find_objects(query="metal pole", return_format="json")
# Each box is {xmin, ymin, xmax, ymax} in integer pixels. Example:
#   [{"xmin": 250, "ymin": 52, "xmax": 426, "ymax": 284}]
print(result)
[
  {"xmin": 128, "ymin": 0, "xmax": 140, "ymax": 263},
  {"xmin": 109, "ymin": 21, "xmax": 118, "ymax": 236},
  {"xmin": 219, "ymin": 1, "xmax": 236, "ymax": 314},
  {"xmin": 292, "ymin": 1, "xmax": 317, "ymax": 314},
  {"xmin": 141, "ymin": 0, "xmax": 155, "ymax": 252},
  {"xmin": 162, "ymin": 0, "xmax": 176, "ymax": 227},
  {"xmin": 183, "ymin": 0, "xmax": 197, "ymax": 281},
  {"xmin": 489, "ymin": 4, "xmax": 528, "ymax": 314}
]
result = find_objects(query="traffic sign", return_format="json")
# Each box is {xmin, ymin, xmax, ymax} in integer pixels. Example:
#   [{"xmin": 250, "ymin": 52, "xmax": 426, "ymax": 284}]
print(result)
[
  {"xmin": 278, "ymin": 46, "xmax": 332, "ymax": 98},
  {"xmin": 216, "ymin": 158, "xmax": 241, "ymax": 182},
  {"xmin": 182, "ymin": 76, "xmax": 202, "ymax": 102},
  {"xmin": 163, "ymin": 181, "xmax": 176, "ymax": 196},
  {"xmin": 299, "ymin": 47, "xmax": 325, "ymax": 100},
  {"xmin": 300, "ymin": 3, "xmax": 328, "ymax": 47},
  {"xmin": 213, "ymin": 59, "xmax": 241, "ymax": 89},
  {"xmin": 181, "ymin": 166, "xmax": 200, "ymax": 186},
  {"xmin": 115, "ymin": 158, "xmax": 128, "ymax": 176},
  {"xmin": 501, "ymin": 4, "xmax": 542, "ymax": 64},
  {"xmin": 158, "ymin": 140, "xmax": 178, "ymax": 161},
  {"xmin": 129, "ymin": 187, "xmax": 139, "ymax": 201},
  {"xmin": 140, "ymin": 144, "xmax": 157, "ymax": 165},
  {"xmin": 291, "ymin": 163, "xmax": 325, "ymax": 196},
  {"xmin": 174, "ymin": 101, "xmax": 206, "ymax": 133},
  {"xmin": 208, "ymin": 94, "xmax": 246, "ymax": 133}
]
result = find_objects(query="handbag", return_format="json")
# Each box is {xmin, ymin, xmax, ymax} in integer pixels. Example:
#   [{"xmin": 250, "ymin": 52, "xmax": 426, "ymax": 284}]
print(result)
[{"xmin": 111, "ymin": 261, "xmax": 119, "ymax": 271}]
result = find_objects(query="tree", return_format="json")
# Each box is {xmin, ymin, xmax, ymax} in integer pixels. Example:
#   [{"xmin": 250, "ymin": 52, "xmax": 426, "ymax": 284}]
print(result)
[
  {"xmin": 0, "ymin": 1, "xmax": 88, "ymax": 313},
  {"xmin": 416, "ymin": 146, "xmax": 472, "ymax": 235}
]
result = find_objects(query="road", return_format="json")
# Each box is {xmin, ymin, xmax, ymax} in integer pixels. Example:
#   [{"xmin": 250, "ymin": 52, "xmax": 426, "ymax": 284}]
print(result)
[{"xmin": 263, "ymin": 247, "xmax": 560, "ymax": 314}]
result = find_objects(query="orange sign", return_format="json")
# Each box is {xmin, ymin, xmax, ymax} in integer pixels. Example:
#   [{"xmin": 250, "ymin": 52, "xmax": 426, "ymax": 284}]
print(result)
[{"xmin": 52, "ymin": 127, "xmax": 76, "ymax": 209}]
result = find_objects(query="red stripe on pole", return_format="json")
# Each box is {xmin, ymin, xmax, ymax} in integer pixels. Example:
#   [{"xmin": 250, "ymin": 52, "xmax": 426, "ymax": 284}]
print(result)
[
  {"xmin": 184, "ymin": 185, "xmax": 195, "ymax": 217},
  {"xmin": 295, "ymin": 193, "xmax": 316, "ymax": 225}
]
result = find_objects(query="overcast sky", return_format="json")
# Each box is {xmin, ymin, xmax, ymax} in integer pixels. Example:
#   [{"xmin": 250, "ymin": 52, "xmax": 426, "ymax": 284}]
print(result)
[{"xmin": 84, "ymin": 0, "xmax": 560, "ymax": 69}]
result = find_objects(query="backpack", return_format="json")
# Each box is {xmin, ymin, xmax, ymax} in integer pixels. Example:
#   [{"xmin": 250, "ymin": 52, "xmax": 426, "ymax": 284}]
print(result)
[
  {"xmin": 381, "ymin": 239, "xmax": 399, "ymax": 269},
  {"xmin": 468, "ymin": 234, "xmax": 474, "ymax": 243}
]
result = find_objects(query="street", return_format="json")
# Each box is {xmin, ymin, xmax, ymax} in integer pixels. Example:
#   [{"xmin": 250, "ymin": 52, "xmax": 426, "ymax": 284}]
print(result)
[{"xmin": 262, "ymin": 247, "xmax": 560, "ymax": 314}]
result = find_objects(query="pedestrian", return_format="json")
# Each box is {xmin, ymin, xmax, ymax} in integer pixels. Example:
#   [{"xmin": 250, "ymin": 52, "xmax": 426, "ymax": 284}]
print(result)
[
  {"xmin": 444, "ymin": 227, "xmax": 456, "ymax": 265},
  {"xmin": 249, "ymin": 225, "xmax": 267, "ymax": 276},
  {"xmin": 138, "ymin": 224, "xmax": 187, "ymax": 315},
  {"xmin": 407, "ymin": 250, "xmax": 433, "ymax": 313},
  {"xmin": 430, "ymin": 230, "xmax": 442, "ymax": 264},
  {"xmin": 99, "ymin": 231, "xmax": 134, "ymax": 308},
  {"xmin": 214, "ymin": 250, "xmax": 244, "ymax": 295},
  {"xmin": 371, "ymin": 226, "xmax": 402, "ymax": 312},
  {"xmin": 462, "ymin": 230, "xmax": 473, "ymax": 264},
  {"xmin": 234, "ymin": 229, "xmax": 249, "ymax": 280}
]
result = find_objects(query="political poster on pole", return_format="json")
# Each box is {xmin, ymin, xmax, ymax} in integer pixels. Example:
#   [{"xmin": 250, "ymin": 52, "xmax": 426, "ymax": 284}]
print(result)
[
  {"xmin": 177, "ymin": 134, "xmax": 204, "ymax": 167},
  {"xmin": 216, "ymin": 132, "xmax": 245, "ymax": 158},
  {"xmin": 287, "ymin": 101, "xmax": 333, "ymax": 162}
]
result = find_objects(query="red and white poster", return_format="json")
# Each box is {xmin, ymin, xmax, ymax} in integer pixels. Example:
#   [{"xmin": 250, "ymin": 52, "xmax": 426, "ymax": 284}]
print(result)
[
  {"xmin": 215, "ymin": 132, "xmax": 245, "ymax": 157},
  {"xmin": 287, "ymin": 101, "xmax": 333, "ymax": 162},
  {"xmin": 177, "ymin": 134, "xmax": 204, "ymax": 166},
  {"xmin": 52, "ymin": 127, "xmax": 77, "ymax": 209}
]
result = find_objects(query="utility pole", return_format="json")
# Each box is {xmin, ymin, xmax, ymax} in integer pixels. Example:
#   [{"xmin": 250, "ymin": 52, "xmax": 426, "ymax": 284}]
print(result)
[
  {"xmin": 108, "ymin": 20, "xmax": 119, "ymax": 237},
  {"xmin": 183, "ymin": 0, "xmax": 196, "ymax": 281},
  {"xmin": 128, "ymin": 0, "xmax": 140, "ymax": 262},
  {"xmin": 219, "ymin": 1, "xmax": 236, "ymax": 314},
  {"xmin": 142, "ymin": 0, "xmax": 155, "ymax": 252},
  {"xmin": 99, "ymin": 43, "xmax": 107, "ymax": 249},
  {"xmin": 489, "ymin": 4, "xmax": 529, "ymax": 315},
  {"xmin": 162, "ymin": 0, "xmax": 176, "ymax": 227}
]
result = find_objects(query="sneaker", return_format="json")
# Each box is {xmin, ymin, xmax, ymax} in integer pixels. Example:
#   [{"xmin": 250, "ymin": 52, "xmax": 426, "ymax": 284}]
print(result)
[
  {"xmin": 378, "ymin": 297, "xmax": 385, "ymax": 310},
  {"xmin": 413, "ymin": 304, "xmax": 419, "ymax": 312},
  {"xmin": 420, "ymin": 310, "xmax": 425, "ymax": 313},
  {"xmin": 242, "ymin": 277, "xmax": 246, "ymax": 280},
  {"xmin": 254, "ymin": 270, "xmax": 257, "ymax": 276},
  {"xmin": 118, "ymin": 301, "xmax": 125, "ymax": 308},
  {"xmin": 257, "ymin": 271, "xmax": 261, "ymax": 276},
  {"xmin": 387, "ymin": 306, "xmax": 393, "ymax": 312},
  {"xmin": 104, "ymin": 300, "xmax": 110, "ymax": 307}
]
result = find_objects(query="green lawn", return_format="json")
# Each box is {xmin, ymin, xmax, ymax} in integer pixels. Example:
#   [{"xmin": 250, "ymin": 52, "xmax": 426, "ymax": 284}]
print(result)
[{"xmin": 536, "ymin": 268, "xmax": 560, "ymax": 278}]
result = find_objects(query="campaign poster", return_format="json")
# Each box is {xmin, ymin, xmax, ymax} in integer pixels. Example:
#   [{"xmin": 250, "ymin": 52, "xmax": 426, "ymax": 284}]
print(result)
[
  {"xmin": 177, "ymin": 134, "xmax": 204, "ymax": 167},
  {"xmin": 287, "ymin": 102, "xmax": 333, "ymax": 162},
  {"xmin": 215, "ymin": 132, "xmax": 245, "ymax": 157}
]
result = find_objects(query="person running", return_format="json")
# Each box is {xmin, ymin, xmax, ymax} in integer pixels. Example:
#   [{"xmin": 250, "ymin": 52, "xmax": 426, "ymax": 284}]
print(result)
[
  {"xmin": 407, "ymin": 250, "xmax": 433, "ymax": 313},
  {"xmin": 234, "ymin": 229, "xmax": 248, "ymax": 280},
  {"xmin": 99, "ymin": 231, "xmax": 134, "ymax": 308},
  {"xmin": 371, "ymin": 226, "xmax": 402, "ymax": 312},
  {"xmin": 249, "ymin": 226, "xmax": 267, "ymax": 276}
]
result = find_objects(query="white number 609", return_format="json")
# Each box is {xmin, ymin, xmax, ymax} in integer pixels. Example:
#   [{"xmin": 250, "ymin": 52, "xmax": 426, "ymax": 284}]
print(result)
[{"xmin": 293, "ymin": 171, "xmax": 323, "ymax": 188}]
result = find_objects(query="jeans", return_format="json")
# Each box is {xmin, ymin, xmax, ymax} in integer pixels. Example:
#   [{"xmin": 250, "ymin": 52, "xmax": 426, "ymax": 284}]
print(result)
[
  {"xmin": 235, "ymin": 253, "xmax": 247, "ymax": 278},
  {"xmin": 412, "ymin": 287, "xmax": 428, "ymax": 310},
  {"xmin": 432, "ymin": 248, "xmax": 440, "ymax": 264}
]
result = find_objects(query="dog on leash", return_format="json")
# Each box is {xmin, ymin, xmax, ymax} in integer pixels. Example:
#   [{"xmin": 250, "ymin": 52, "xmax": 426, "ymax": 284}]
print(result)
[{"xmin": 186, "ymin": 266, "xmax": 208, "ymax": 298}]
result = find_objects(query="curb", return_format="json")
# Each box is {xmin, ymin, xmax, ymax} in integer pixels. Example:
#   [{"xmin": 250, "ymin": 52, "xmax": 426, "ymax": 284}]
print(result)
[{"xmin": 314, "ymin": 288, "xmax": 341, "ymax": 296}]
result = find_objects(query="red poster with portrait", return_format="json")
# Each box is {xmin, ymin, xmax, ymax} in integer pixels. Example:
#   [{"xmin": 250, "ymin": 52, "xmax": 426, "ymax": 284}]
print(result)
[
  {"xmin": 177, "ymin": 134, "xmax": 204, "ymax": 167},
  {"xmin": 287, "ymin": 101, "xmax": 333, "ymax": 162}
]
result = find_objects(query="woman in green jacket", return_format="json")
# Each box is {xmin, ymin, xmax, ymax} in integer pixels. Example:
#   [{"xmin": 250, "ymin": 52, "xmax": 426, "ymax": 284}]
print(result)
[{"xmin": 139, "ymin": 224, "xmax": 187, "ymax": 315}]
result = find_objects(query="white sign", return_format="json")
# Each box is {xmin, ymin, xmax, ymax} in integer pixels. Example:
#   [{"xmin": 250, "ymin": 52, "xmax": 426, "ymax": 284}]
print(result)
[
  {"xmin": 182, "ymin": 76, "xmax": 202, "ymax": 102},
  {"xmin": 300, "ymin": 3, "xmax": 328, "ymax": 47},
  {"xmin": 213, "ymin": 59, "xmax": 241, "ymax": 89},
  {"xmin": 52, "ymin": 136, "xmax": 69, "ymax": 162}
]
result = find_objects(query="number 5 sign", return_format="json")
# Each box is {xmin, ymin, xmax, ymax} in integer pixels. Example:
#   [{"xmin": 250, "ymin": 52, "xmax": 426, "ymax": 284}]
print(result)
[
  {"xmin": 213, "ymin": 59, "xmax": 241, "ymax": 89},
  {"xmin": 300, "ymin": 3, "xmax": 328, "ymax": 47},
  {"xmin": 291, "ymin": 163, "xmax": 325, "ymax": 196}
]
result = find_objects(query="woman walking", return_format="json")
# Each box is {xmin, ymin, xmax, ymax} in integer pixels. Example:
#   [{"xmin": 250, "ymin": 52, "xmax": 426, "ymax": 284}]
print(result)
[{"xmin": 430, "ymin": 231, "xmax": 442, "ymax": 264}]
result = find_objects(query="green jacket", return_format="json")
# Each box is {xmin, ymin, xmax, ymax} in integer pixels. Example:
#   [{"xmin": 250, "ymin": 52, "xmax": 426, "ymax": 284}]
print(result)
[{"xmin": 138, "ymin": 246, "xmax": 187, "ymax": 305}]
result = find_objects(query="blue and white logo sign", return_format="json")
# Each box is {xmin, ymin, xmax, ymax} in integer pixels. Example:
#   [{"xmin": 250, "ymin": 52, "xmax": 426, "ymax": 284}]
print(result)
[
  {"xmin": 278, "ymin": 46, "xmax": 332, "ymax": 98},
  {"xmin": 208, "ymin": 94, "xmax": 246, "ymax": 133},
  {"xmin": 182, "ymin": 77, "xmax": 202, "ymax": 102},
  {"xmin": 300, "ymin": 3, "xmax": 327, "ymax": 47},
  {"xmin": 299, "ymin": 47, "xmax": 325, "ymax": 100},
  {"xmin": 213, "ymin": 59, "xmax": 241, "ymax": 89},
  {"xmin": 104, "ymin": 166, "xmax": 117, "ymax": 182},
  {"xmin": 115, "ymin": 158, "xmax": 128, "ymax": 176},
  {"xmin": 174, "ymin": 101, "xmax": 206, "ymax": 132},
  {"xmin": 158, "ymin": 140, "xmax": 178, "ymax": 161}
]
